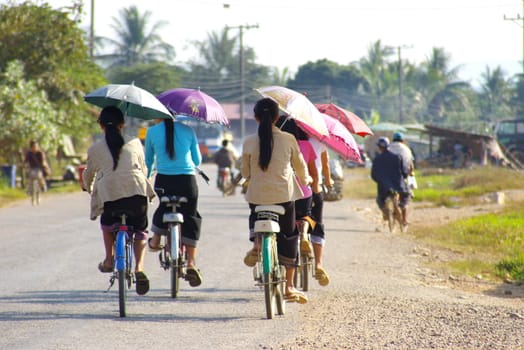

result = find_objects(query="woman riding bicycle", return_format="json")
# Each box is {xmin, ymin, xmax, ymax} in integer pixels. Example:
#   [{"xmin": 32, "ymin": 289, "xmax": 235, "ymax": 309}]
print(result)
[
  {"xmin": 241, "ymin": 98, "xmax": 311, "ymax": 304},
  {"xmin": 82, "ymin": 106, "xmax": 155, "ymax": 295},
  {"xmin": 145, "ymin": 117, "xmax": 204, "ymax": 287},
  {"xmin": 24, "ymin": 140, "xmax": 49, "ymax": 193}
]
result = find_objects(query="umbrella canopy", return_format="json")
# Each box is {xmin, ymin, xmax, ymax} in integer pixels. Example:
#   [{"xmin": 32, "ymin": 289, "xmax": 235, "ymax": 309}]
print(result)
[
  {"xmin": 84, "ymin": 83, "xmax": 172, "ymax": 120},
  {"xmin": 156, "ymin": 88, "xmax": 229, "ymax": 126},
  {"xmin": 315, "ymin": 103, "xmax": 373, "ymax": 137},
  {"xmin": 297, "ymin": 114, "xmax": 361, "ymax": 162},
  {"xmin": 255, "ymin": 85, "xmax": 329, "ymax": 136}
]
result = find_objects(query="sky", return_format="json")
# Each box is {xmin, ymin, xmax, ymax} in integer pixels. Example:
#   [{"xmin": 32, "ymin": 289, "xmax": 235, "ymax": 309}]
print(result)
[{"xmin": 41, "ymin": 0, "xmax": 524, "ymax": 87}]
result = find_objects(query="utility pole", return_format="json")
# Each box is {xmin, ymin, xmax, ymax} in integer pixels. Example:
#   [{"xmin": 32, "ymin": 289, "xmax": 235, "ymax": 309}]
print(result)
[
  {"xmin": 397, "ymin": 45, "xmax": 413, "ymax": 124},
  {"xmin": 89, "ymin": 0, "xmax": 94, "ymax": 60},
  {"xmin": 504, "ymin": 0, "xmax": 524, "ymax": 74},
  {"xmin": 226, "ymin": 23, "xmax": 259, "ymax": 141}
]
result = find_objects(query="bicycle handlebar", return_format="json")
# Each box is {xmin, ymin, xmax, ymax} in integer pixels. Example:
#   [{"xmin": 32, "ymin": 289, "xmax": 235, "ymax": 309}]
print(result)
[{"xmin": 196, "ymin": 167, "xmax": 210, "ymax": 184}]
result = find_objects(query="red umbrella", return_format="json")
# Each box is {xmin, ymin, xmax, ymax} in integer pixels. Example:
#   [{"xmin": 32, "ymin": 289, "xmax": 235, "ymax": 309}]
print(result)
[{"xmin": 315, "ymin": 103, "xmax": 373, "ymax": 137}]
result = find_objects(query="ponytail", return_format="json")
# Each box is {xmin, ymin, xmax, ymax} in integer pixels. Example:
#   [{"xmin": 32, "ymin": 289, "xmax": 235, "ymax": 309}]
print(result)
[
  {"xmin": 164, "ymin": 118, "xmax": 175, "ymax": 160},
  {"xmin": 253, "ymin": 98, "xmax": 279, "ymax": 171},
  {"xmin": 98, "ymin": 106, "xmax": 125, "ymax": 170}
]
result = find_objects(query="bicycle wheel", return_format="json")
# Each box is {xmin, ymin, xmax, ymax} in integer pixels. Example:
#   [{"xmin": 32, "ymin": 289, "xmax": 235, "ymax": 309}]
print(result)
[
  {"xmin": 262, "ymin": 234, "xmax": 275, "ymax": 319},
  {"xmin": 31, "ymin": 179, "xmax": 40, "ymax": 206},
  {"xmin": 385, "ymin": 197, "xmax": 395, "ymax": 233},
  {"xmin": 170, "ymin": 224, "xmax": 180, "ymax": 298},
  {"xmin": 275, "ymin": 264, "xmax": 285, "ymax": 316},
  {"xmin": 115, "ymin": 231, "xmax": 127, "ymax": 317},
  {"xmin": 300, "ymin": 254, "xmax": 309, "ymax": 292}
]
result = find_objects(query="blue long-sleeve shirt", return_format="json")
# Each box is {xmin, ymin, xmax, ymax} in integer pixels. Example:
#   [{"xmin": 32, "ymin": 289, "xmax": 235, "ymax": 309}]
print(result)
[
  {"xmin": 145, "ymin": 121, "xmax": 202, "ymax": 177},
  {"xmin": 371, "ymin": 149, "xmax": 409, "ymax": 196}
]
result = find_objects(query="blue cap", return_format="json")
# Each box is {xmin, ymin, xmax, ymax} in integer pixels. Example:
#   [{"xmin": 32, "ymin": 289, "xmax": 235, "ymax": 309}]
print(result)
[
  {"xmin": 392, "ymin": 132, "xmax": 404, "ymax": 141},
  {"xmin": 376, "ymin": 137, "xmax": 389, "ymax": 148}
]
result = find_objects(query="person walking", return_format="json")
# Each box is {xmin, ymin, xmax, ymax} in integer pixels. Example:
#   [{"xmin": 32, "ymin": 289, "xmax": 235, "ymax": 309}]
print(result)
[
  {"xmin": 241, "ymin": 98, "xmax": 311, "ymax": 304},
  {"xmin": 145, "ymin": 117, "xmax": 204, "ymax": 287},
  {"xmin": 24, "ymin": 140, "xmax": 50, "ymax": 192},
  {"xmin": 82, "ymin": 106, "xmax": 155, "ymax": 295}
]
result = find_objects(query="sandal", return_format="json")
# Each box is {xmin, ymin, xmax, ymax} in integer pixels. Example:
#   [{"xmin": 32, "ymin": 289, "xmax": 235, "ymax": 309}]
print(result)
[
  {"xmin": 243, "ymin": 248, "xmax": 259, "ymax": 267},
  {"xmin": 148, "ymin": 237, "xmax": 164, "ymax": 252},
  {"xmin": 98, "ymin": 261, "xmax": 113, "ymax": 273},
  {"xmin": 185, "ymin": 267, "xmax": 203, "ymax": 287},
  {"xmin": 135, "ymin": 271, "xmax": 150, "ymax": 295},
  {"xmin": 284, "ymin": 290, "xmax": 308, "ymax": 304},
  {"xmin": 314, "ymin": 267, "xmax": 330, "ymax": 286}
]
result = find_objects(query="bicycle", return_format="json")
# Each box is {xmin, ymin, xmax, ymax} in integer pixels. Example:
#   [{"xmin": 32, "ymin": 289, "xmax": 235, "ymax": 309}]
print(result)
[
  {"xmin": 105, "ymin": 210, "xmax": 135, "ymax": 317},
  {"xmin": 294, "ymin": 219, "xmax": 314, "ymax": 292},
  {"xmin": 27, "ymin": 168, "xmax": 44, "ymax": 206},
  {"xmin": 155, "ymin": 187, "xmax": 188, "ymax": 298},
  {"xmin": 252, "ymin": 205, "xmax": 286, "ymax": 319},
  {"xmin": 384, "ymin": 190, "xmax": 404, "ymax": 233}
]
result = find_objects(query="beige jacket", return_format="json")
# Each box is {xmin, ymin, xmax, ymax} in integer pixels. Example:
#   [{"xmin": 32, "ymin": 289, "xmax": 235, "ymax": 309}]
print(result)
[
  {"xmin": 83, "ymin": 135, "xmax": 155, "ymax": 220},
  {"xmin": 241, "ymin": 126, "xmax": 309, "ymax": 205}
]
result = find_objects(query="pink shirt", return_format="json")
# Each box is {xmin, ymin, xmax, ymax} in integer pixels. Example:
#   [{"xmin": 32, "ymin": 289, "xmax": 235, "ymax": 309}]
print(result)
[{"xmin": 297, "ymin": 140, "xmax": 316, "ymax": 198}]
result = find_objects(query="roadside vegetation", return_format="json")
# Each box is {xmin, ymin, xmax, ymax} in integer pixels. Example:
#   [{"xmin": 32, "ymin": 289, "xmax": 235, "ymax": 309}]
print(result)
[{"xmin": 344, "ymin": 166, "xmax": 524, "ymax": 283}]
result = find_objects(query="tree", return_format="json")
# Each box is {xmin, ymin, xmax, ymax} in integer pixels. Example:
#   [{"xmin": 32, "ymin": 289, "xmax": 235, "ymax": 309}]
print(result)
[
  {"xmin": 414, "ymin": 48, "xmax": 474, "ymax": 126},
  {"xmin": 478, "ymin": 66, "xmax": 512, "ymax": 121},
  {"xmin": 0, "ymin": 1, "xmax": 107, "ymax": 159},
  {"xmin": 106, "ymin": 62, "xmax": 183, "ymax": 95},
  {"xmin": 0, "ymin": 61, "xmax": 57, "ymax": 164},
  {"xmin": 96, "ymin": 5, "xmax": 174, "ymax": 67},
  {"xmin": 288, "ymin": 59, "xmax": 364, "ymax": 102}
]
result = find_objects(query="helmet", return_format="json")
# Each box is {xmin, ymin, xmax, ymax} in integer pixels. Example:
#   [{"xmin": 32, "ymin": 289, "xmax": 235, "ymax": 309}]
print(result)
[
  {"xmin": 392, "ymin": 132, "xmax": 404, "ymax": 141},
  {"xmin": 376, "ymin": 137, "xmax": 389, "ymax": 148}
]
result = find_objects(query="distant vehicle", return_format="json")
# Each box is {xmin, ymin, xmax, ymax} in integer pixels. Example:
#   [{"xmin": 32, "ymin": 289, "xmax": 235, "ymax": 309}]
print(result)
[
  {"xmin": 493, "ymin": 118, "xmax": 524, "ymax": 163},
  {"xmin": 178, "ymin": 118, "xmax": 231, "ymax": 162}
]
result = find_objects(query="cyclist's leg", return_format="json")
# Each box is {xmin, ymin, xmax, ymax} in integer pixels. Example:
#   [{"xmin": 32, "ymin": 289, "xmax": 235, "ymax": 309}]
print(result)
[
  {"xmin": 244, "ymin": 204, "xmax": 261, "ymax": 267},
  {"xmin": 376, "ymin": 192, "xmax": 388, "ymax": 220}
]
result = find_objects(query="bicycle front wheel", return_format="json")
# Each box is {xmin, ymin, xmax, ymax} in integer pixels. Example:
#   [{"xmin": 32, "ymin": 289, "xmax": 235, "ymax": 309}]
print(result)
[{"xmin": 115, "ymin": 231, "xmax": 127, "ymax": 317}]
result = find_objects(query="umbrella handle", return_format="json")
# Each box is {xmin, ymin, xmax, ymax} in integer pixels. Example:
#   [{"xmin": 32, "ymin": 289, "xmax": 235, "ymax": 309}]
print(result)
[{"xmin": 196, "ymin": 167, "xmax": 210, "ymax": 185}]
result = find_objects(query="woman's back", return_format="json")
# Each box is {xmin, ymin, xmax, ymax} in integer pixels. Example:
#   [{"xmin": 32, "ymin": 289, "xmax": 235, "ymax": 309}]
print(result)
[{"xmin": 145, "ymin": 121, "xmax": 202, "ymax": 176}]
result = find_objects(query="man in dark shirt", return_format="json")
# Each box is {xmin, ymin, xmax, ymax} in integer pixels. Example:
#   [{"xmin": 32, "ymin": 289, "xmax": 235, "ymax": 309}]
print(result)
[
  {"xmin": 212, "ymin": 139, "xmax": 237, "ymax": 193},
  {"xmin": 371, "ymin": 137, "xmax": 410, "ymax": 228}
]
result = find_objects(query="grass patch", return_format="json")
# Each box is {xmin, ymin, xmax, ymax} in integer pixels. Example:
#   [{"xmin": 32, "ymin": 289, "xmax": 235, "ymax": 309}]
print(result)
[
  {"xmin": 343, "ymin": 165, "xmax": 524, "ymax": 282},
  {"xmin": 411, "ymin": 201, "xmax": 524, "ymax": 282}
]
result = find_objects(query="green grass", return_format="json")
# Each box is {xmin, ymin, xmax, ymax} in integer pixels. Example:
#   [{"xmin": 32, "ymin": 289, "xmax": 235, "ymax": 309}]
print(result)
[{"xmin": 343, "ymin": 166, "xmax": 524, "ymax": 283}]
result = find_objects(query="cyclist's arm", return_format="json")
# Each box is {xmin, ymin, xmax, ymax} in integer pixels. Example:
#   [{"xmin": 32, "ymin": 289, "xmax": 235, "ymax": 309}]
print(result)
[{"xmin": 320, "ymin": 150, "xmax": 333, "ymax": 188}]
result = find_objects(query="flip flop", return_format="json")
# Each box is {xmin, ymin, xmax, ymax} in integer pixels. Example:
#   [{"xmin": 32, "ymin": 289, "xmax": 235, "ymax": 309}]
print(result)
[
  {"xmin": 147, "ymin": 238, "xmax": 164, "ymax": 252},
  {"xmin": 135, "ymin": 271, "xmax": 150, "ymax": 295},
  {"xmin": 314, "ymin": 267, "xmax": 330, "ymax": 286},
  {"xmin": 98, "ymin": 261, "xmax": 113, "ymax": 273},
  {"xmin": 185, "ymin": 267, "xmax": 203, "ymax": 287},
  {"xmin": 284, "ymin": 290, "xmax": 308, "ymax": 304}
]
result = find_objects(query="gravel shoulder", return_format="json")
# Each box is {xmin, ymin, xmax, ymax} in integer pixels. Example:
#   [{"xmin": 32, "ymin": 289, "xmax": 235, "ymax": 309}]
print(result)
[{"xmin": 277, "ymin": 192, "xmax": 524, "ymax": 350}]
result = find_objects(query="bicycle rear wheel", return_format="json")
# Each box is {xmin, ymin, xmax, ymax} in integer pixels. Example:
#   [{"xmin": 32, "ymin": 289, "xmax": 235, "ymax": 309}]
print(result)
[
  {"xmin": 170, "ymin": 224, "xmax": 181, "ymax": 298},
  {"xmin": 300, "ymin": 254, "xmax": 310, "ymax": 292},
  {"xmin": 262, "ymin": 234, "xmax": 276, "ymax": 319},
  {"xmin": 275, "ymin": 265, "xmax": 285, "ymax": 316}
]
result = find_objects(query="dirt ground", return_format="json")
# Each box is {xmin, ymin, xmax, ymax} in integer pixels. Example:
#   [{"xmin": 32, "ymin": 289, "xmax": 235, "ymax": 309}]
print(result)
[{"xmin": 350, "ymin": 189, "xmax": 524, "ymax": 298}]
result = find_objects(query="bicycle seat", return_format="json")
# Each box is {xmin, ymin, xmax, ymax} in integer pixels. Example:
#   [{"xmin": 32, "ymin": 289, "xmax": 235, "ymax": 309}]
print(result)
[{"xmin": 254, "ymin": 205, "xmax": 285, "ymax": 215}]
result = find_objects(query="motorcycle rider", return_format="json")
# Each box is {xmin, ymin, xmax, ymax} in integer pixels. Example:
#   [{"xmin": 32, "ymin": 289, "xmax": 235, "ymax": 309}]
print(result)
[{"xmin": 212, "ymin": 139, "xmax": 237, "ymax": 194}]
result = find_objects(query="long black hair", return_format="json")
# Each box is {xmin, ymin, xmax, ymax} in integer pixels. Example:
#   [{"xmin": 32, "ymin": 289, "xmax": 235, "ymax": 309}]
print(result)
[
  {"xmin": 163, "ymin": 117, "xmax": 175, "ymax": 159},
  {"xmin": 98, "ymin": 106, "xmax": 125, "ymax": 170},
  {"xmin": 253, "ymin": 98, "xmax": 279, "ymax": 171}
]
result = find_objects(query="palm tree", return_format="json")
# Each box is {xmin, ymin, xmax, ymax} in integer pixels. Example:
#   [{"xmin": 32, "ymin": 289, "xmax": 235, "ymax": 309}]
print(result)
[
  {"xmin": 415, "ymin": 48, "xmax": 474, "ymax": 126},
  {"xmin": 191, "ymin": 28, "xmax": 238, "ymax": 81},
  {"xmin": 478, "ymin": 66, "xmax": 512, "ymax": 121},
  {"xmin": 96, "ymin": 6, "xmax": 174, "ymax": 67}
]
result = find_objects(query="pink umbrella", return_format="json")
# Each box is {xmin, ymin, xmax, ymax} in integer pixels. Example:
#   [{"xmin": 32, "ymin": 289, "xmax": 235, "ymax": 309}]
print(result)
[
  {"xmin": 293, "ymin": 113, "xmax": 362, "ymax": 163},
  {"xmin": 315, "ymin": 103, "xmax": 373, "ymax": 137}
]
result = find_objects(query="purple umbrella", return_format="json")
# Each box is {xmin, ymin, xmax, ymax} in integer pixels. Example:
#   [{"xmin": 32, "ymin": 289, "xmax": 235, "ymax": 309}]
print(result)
[{"xmin": 156, "ymin": 88, "xmax": 229, "ymax": 126}]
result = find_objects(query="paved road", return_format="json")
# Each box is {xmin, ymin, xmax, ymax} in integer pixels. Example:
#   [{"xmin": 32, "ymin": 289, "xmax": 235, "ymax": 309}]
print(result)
[{"xmin": 0, "ymin": 163, "xmax": 364, "ymax": 349}]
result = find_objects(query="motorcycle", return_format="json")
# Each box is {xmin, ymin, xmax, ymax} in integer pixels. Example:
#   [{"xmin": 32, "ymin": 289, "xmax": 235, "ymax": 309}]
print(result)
[{"xmin": 217, "ymin": 167, "xmax": 232, "ymax": 196}]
